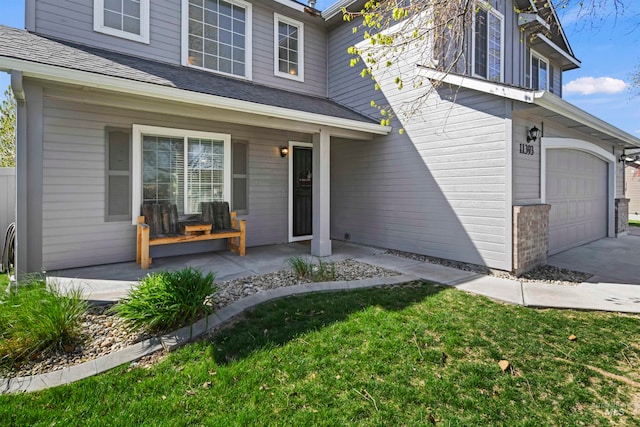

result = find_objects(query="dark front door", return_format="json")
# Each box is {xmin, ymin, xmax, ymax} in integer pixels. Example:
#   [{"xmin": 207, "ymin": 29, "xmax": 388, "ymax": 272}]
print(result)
[{"xmin": 292, "ymin": 146, "xmax": 312, "ymax": 237}]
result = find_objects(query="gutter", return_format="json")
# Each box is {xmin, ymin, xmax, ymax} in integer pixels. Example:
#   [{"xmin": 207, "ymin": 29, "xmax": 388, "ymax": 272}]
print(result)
[{"xmin": 0, "ymin": 57, "xmax": 390, "ymax": 136}]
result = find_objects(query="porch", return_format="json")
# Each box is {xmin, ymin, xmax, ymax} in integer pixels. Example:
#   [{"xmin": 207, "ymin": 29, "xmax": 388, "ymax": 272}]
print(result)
[{"xmin": 47, "ymin": 241, "xmax": 386, "ymax": 303}]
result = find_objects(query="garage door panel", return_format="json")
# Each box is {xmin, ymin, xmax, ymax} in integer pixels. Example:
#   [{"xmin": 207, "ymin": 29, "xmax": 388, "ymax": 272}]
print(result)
[{"xmin": 547, "ymin": 149, "xmax": 608, "ymax": 255}]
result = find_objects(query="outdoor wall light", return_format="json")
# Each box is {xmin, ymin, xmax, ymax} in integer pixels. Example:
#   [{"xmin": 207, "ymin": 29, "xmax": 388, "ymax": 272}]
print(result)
[
  {"xmin": 527, "ymin": 126, "xmax": 540, "ymax": 143},
  {"xmin": 280, "ymin": 146, "xmax": 289, "ymax": 157},
  {"xmin": 619, "ymin": 154, "xmax": 640, "ymax": 163}
]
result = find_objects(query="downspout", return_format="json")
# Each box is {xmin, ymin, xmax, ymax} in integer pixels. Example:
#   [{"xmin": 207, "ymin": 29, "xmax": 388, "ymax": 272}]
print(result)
[{"xmin": 10, "ymin": 71, "xmax": 27, "ymax": 281}]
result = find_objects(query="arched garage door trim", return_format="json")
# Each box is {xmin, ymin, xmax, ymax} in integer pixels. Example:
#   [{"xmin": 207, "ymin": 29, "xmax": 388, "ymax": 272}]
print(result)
[{"xmin": 541, "ymin": 137, "xmax": 616, "ymax": 238}]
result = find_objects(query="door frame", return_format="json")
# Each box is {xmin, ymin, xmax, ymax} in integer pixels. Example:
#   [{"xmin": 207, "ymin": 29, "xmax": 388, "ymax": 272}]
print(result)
[{"xmin": 288, "ymin": 141, "xmax": 313, "ymax": 242}]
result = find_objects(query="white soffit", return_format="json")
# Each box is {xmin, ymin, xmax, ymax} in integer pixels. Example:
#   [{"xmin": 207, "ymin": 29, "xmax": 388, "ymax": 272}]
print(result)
[
  {"xmin": 535, "ymin": 33, "xmax": 581, "ymax": 68},
  {"xmin": 534, "ymin": 92, "xmax": 640, "ymax": 148}
]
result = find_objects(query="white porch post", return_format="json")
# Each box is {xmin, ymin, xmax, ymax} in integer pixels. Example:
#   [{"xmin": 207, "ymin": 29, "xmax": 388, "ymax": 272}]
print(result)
[{"xmin": 311, "ymin": 128, "xmax": 332, "ymax": 256}]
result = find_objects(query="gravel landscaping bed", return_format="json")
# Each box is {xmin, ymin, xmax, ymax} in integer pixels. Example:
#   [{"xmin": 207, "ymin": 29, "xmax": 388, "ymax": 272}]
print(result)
[
  {"xmin": 386, "ymin": 250, "xmax": 593, "ymax": 285},
  {"xmin": 210, "ymin": 259, "xmax": 399, "ymax": 310},
  {"xmin": 2, "ymin": 260, "xmax": 398, "ymax": 379}
]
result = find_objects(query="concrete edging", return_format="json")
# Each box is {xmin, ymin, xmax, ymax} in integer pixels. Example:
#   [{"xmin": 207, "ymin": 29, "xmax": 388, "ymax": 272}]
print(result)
[{"xmin": 0, "ymin": 273, "xmax": 418, "ymax": 394}]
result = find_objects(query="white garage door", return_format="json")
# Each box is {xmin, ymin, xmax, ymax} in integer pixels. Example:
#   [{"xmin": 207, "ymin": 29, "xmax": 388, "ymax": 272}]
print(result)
[{"xmin": 547, "ymin": 149, "xmax": 608, "ymax": 255}]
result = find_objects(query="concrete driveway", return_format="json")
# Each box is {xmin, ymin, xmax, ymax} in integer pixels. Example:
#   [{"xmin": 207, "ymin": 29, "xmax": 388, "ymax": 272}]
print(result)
[{"xmin": 548, "ymin": 229, "xmax": 640, "ymax": 285}]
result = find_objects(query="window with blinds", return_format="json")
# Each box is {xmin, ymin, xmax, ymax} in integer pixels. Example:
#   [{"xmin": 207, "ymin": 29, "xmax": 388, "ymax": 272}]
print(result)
[{"xmin": 141, "ymin": 134, "xmax": 227, "ymax": 214}]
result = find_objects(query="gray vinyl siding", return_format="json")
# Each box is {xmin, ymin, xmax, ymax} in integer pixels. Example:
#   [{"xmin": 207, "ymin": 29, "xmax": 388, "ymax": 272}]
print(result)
[
  {"xmin": 552, "ymin": 65, "xmax": 562, "ymax": 97},
  {"xmin": 512, "ymin": 110, "xmax": 623, "ymax": 205},
  {"xmin": 39, "ymin": 85, "xmax": 306, "ymax": 270},
  {"xmin": 0, "ymin": 168, "xmax": 15, "ymax": 254},
  {"xmin": 329, "ymin": 21, "xmax": 511, "ymax": 270},
  {"xmin": 34, "ymin": 0, "xmax": 327, "ymax": 97},
  {"xmin": 251, "ymin": 2, "xmax": 327, "ymax": 96},
  {"xmin": 35, "ymin": 0, "xmax": 182, "ymax": 64},
  {"xmin": 500, "ymin": 0, "xmax": 524, "ymax": 87},
  {"xmin": 626, "ymin": 166, "xmax": 640, "ymax": 214},
  {"xmin": 511, "ymin": 115, "xmax": 540, "ymax": 204}
]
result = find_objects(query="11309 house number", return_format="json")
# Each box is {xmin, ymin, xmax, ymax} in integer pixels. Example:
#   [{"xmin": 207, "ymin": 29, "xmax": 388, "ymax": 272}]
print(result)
[{"xmin": 519, "ymin": 143, "xmax": 534, "ymax": 155}]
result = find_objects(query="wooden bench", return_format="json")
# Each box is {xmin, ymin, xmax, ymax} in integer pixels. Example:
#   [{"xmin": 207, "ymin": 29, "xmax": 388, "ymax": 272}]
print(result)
[{"xmin": 136, "ymin": 202, "xmax": 246, "ymax": 270}]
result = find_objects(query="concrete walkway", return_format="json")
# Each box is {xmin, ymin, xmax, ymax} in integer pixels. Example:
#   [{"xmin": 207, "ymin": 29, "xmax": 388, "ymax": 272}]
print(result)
[
  {"xmin": 354, "ymin": 253, "xmax": 640, "ymax": 313},
  {"xmin": 49, "ymin": 241, "xmax": 640, "ymax": 313}
]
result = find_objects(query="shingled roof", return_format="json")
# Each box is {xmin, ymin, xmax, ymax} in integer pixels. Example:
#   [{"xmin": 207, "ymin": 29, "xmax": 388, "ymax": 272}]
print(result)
[{"xmin": 0, "ymin": 25, "xmax": 375, "ymax": 124}]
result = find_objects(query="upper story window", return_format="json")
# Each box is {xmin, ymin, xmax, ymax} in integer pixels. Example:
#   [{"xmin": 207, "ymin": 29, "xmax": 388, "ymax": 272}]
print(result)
[
  {"xmin": 183, "ymin": 0, "xmax": 253, "ymax": 80},
  {"xmin": 274, "ymin": 13, "xmax": 304, "ymax": 82},
  {"xmin": 531, "ymin": 52, "xmax": 549, "ymax": 91},
  {"xmin": 472, "ymin": 3, "xmax": 503, "ymax": 82},
  {"xmin": 94, "ymin": 0, "xmax": 150, "ymax": 43}
]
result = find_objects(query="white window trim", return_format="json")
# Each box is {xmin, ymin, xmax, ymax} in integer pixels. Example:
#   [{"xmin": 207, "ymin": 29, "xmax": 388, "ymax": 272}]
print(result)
[
  {"xmin": 131, "ymin": 124, "xmax": 232, "ymax": 224},
  {"xmin": 530, "ymin": 50, "xmax": 549, "ymax": 91},
  {"xmin": 181, "ymin": 0, "xmax": 253, "ymax": 81},
  {"xmin": 273, "ymin": 13, "xmax": 304, "ymax": 82},
  {"xmin": 94, "ymin": 0, "xmax": 150, "ymax": 44},
  {"xmin": 471, "ymin": 1, "xmax": 505, "ymax": 83}
]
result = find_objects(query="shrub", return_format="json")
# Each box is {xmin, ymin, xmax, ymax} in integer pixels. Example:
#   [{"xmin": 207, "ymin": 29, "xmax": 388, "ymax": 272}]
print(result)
[
  {"xmin": 112, "ymin": 267, "xmax": 216, "ymax": 333},
  {"xmin": 288, "ymin": 257, "xmax": 336, "ymax": 282},
  {"xmin": 0, "ymin": 279, "xmax": 87, "ymax": 366}
]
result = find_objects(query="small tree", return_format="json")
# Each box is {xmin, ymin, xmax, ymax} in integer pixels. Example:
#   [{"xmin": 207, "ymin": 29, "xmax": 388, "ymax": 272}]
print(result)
[
  {"xmin": 343, "ymin": 0, "xmax": 637, "ymax": 125},
  {"xmin": 0, "ymin": 85, "xmax": 16, "ymax": 167}
]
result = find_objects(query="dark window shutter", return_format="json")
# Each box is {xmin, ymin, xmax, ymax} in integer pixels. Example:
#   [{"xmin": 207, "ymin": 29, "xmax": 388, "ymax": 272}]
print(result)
[
  {"xmin": 232, "ymin": 141, "xmax": 248, "ymax": 213},
  {"xmin": 106, "ymin": 129, "xmax": 131, "ymax": 221}
]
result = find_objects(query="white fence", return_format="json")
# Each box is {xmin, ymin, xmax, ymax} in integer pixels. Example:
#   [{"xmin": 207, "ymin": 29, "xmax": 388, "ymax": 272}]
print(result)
[{"xmin": 0, "ymin": 168, "xmax": 16, "ymax": 253}]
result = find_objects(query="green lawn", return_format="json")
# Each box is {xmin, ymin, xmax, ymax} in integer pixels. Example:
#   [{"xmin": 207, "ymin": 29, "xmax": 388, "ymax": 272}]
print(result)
[
  {"xmin": 1, "ymin": 283, "xmax": 639, "ymax": 426},
  {"xmin": 630, "ymin": 219, "xmax": 640, "ymax": 227},
  {"xmin": 0, "ymin": 273, "xmax": 8, "ymax": 289}
]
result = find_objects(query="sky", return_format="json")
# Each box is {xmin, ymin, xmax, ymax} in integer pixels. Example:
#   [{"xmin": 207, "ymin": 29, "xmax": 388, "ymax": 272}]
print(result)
[{"xmin": 1, "ymin": 0, "xmax": 639, "ymax": 136}]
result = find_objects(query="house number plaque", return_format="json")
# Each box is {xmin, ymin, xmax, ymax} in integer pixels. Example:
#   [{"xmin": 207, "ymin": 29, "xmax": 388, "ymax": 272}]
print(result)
[{"xmin": 519, "ymin": 143, "xmax": 534, "ymax": 156}]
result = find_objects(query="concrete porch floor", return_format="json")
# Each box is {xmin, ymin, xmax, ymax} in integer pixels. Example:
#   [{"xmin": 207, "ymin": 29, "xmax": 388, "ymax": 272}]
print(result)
[{"xmin": 48, "ymin": 241, "xmax": 386, "ymax": 302}]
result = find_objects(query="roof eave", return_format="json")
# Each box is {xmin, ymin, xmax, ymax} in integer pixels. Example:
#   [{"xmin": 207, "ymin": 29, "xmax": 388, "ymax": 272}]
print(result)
[
  {"xmin": 418, "ymin": 67, "xmax": 640, "ymax": 149},
  {"xmin": 533, "ymin": 92, "xmax": 640, "ymax": 148},
  {"xmin": 534, "ymin": 33, "xmax": 581, "ymax": 70},
  {"xmin": 0, "ymin": 56, "xmax": 390, "ymax": 136},
  {"xmin": 322, "ymin": 0, "xmax": 357, "ymax": 20},
  {"xmin": 272, "ymin": 0, "xmax": 306, "ymax": 13}
]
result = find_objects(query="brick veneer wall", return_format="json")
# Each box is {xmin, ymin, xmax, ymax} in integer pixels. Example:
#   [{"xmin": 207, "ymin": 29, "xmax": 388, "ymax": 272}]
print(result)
[
  {"xmin": 513, "ymin": 204, "xmax": 551, "ymax": 276},
  {"xmin": 615, "ymin": 198, "xmax": 630, "ymax": 235}
]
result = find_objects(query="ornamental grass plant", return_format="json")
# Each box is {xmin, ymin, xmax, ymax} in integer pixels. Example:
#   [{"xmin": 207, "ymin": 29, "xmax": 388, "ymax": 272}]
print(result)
[
  {"xmin": 0, "ymin": 279, "xmax": 87, "ymax": 368},
  {"xmin": 288, "ymin": 256, "xmax": 337, "ymax": 282},
  {"xmin": 112, "ymin": 267, "xmax": 216, "ymax": 333}
]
